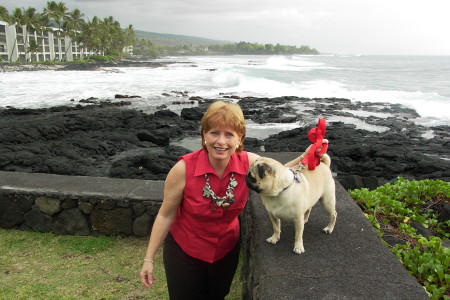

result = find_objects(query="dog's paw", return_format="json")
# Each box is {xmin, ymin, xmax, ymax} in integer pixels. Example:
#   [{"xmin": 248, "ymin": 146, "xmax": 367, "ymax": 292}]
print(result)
[
  {"xmin": 293, "ymin": 246, "xmax": 305, "ymax": 254},
  {"xmin": 266, "ymin": 236, "xmax": 279, "ymax": 244},
  {"xmin": 322, "ymin": 227, "xmax": 333, "ymax": 234}
]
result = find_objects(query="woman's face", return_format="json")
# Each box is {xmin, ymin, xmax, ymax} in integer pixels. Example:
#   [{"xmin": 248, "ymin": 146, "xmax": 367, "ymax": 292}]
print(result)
[{"xmin": 203, "ymin": 127, "xmax": 241, "ymax": 162}]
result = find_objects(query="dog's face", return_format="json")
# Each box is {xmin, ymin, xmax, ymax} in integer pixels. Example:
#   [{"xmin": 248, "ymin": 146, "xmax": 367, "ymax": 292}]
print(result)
[{"xmin": 246, "ymin": 157, "xmax": 286, "ymax": 196}]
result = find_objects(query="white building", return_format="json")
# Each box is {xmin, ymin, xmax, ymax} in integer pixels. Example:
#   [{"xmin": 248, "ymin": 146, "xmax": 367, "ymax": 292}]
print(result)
[{"xmin": 1, "ymin": 20, "xmax": 95, "ymax": 62}]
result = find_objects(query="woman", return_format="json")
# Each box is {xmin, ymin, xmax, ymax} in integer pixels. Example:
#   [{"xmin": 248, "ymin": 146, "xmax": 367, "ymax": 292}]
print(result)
[{"xmin": 139, "ymin": 101, "xmax": 307, "ymax": 299}]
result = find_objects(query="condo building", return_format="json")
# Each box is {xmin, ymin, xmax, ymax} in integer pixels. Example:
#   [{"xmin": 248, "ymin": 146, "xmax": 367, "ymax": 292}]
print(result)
[{"xmin": 1, "ymin": 20, "xmax": 95, "ymax": 62}]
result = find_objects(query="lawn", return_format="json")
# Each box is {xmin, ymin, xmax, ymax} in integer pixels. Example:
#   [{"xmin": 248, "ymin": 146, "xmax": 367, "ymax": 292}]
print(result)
[{"xmin": 0, "ymin": 229, "xmax": 242, "ymax": 299}]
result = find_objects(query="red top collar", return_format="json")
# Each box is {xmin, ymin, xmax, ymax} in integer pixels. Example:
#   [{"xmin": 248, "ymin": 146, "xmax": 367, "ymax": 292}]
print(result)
[{"xmin": 193, "ymin": 149, "xmax": 248, "ymax": 178}]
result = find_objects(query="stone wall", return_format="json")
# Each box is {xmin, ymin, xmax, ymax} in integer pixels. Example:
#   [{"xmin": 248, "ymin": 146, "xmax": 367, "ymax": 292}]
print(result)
[
  {"xmin": 0, "ymin": 171, "xmax": 163, "ymax": 237},
  {"xmin": 0, "ymin": 168, "xmax": 428, "ymax": 300}
]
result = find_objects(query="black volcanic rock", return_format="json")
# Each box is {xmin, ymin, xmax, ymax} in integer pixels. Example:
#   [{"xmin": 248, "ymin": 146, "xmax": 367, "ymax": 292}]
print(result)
[
  {"xmin": 0, "ymin": 103, "xmax": 196, "ymax": 178},
  {"xmin": 1, "ymin": 96, "xmax": 448, "ymax": 189},
  {"xmin": 180, "ymin": 107, "xmax": 204, "ymax": 120}
]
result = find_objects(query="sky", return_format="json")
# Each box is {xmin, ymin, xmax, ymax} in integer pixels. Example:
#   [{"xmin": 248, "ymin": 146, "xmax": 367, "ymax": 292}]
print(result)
[{"xmin": 3, "ymin": 0, "xmax": 450, "ymax": 55}]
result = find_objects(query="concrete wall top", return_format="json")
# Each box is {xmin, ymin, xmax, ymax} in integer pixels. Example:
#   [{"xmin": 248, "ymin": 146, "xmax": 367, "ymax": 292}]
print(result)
[{"xmin": 0, "ymin": 171, "xmax": 164, "ymax": 201}]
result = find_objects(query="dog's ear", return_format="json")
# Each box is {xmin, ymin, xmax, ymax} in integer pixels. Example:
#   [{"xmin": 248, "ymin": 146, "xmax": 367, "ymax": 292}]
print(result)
[{"xmin": 257, "ymin": 163, "xmax": 271, "ymax": 179}]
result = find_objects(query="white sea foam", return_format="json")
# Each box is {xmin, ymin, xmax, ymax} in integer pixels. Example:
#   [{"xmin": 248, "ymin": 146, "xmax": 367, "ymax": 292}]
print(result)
[
  {"xmin": 421, "ymin": 130, "xmax": 435, "ymax": 139},
  {"xmin": 341, "ymin": 109, "xmax": 394, "ymax": 119},
  {"xmin": 246, "ymin": 120, "xmax": 303, "ymax": 139},
  {"xmin": 248, "ymin": 55, "xmax": 332, "ymax": 72},
  {"xmin": 1, "ymin": 55, "xmax": 448, "ymax": 129},
  {"xmin": 326, "ymin": 116, "xmax": 390, "ymax": 132}
]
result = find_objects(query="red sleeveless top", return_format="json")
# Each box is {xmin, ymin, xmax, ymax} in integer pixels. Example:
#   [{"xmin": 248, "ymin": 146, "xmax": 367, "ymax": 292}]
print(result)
[{"xmin": 169, "ymin": 149, "xmax": 250, "ymax": 263}]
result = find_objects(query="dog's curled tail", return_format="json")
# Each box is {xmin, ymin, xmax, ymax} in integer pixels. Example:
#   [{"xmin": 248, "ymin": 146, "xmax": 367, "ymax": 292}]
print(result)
[{"xmin": 320, "ymin": 154, "xmax": 331, "ymax": 167}]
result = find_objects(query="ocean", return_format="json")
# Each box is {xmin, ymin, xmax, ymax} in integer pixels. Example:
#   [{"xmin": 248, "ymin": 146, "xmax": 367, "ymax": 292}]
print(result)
[{"xmin": 1, "ymin": 55, "xmax": 449, "ymax": 139}]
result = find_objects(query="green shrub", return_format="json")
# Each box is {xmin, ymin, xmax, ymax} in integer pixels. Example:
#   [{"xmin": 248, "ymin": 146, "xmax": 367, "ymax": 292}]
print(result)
[
  {"xmin": 393, "ymin": 237, "xmax": 450, "ymax": 300},
  {"xmin": 349, "ymin": 178, "xmax": 450, "ymax": 299},
  {"xmin": 86, "ymin": 55, "xmax": 117, "ymax": 62}
]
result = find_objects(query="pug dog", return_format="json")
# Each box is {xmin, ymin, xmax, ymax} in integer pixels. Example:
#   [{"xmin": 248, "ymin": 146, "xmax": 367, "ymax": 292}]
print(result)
[{"xmin": 245, "ymin": 154, "xmax": 337, "ymax": 254}]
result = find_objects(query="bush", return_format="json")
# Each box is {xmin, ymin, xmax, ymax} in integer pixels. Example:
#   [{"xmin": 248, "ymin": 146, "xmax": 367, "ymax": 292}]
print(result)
[
  {"xmin": 86, "ymin": 55, "xmax": 117, "ymax": 62},
  {"xmin": 393, "ymin": 237, "xmax": 450, "ymax": 299},
  {"xmin": 349, "ymin": 178, "xmax": 450, "ymax": 299}
]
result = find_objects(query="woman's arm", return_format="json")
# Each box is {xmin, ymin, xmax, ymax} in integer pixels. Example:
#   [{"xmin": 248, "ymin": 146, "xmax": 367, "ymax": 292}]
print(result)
[
  {"xmin": 139, "ymin": 160, "xmax": 186, "ymax": 288},
  {"xmin": 284, "ymin": 145, "xmax": 312, "ymax": 168},
  {"xmin": 284, "ymin": 138, "xmax": 329, "ymax": 167},
  {"xmin": 247, "ymin": 152, "xmax": 260, "ymax": 166},
  {"xmin": 247, "ymin": 147, "xmax": 309, "ymax": 167},
  {"xmin": 247, "ymin": 138, "xmax": 328, "ymax": 168}
]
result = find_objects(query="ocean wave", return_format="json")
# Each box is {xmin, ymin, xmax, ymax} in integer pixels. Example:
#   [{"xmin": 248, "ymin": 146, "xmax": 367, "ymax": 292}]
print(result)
[
  {"xmin": 1, "ymin": 55, "xmax": 448, "ymax": 128},
  {"xmin": 242, "ymin": 55, "xmax": 338, "ymax": 72}
]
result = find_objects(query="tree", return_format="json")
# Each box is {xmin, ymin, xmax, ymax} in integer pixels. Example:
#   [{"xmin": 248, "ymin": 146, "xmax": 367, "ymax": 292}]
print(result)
[
  {"xmin": 62, "ymin": 8, "xmax": 85, "ymax": 57},
  {"xmin": 63, "ymin": 8, "xmax": 85, "ymax": 33},
  {"xmin": 43, "ymin": 1, "xmax": 69, "ymax": 60},
  {"xmin": 9, "ymin": 8, "xmax": 27, "ymax": 62},
  {"xmin": 35, "ymin": 13, "xmax": 49, "ymax": 37},
  {"xmin": 27, "ymin": 39, "xmax": 41, "ymax": 61},
  {"xmin": 79, "ymin": 16, "xmax": 101, "ymax": 54},
  {"xmin": 10, "ymin": 8, "xmax": 26, "ymax": 27},
  {"xmin": 100, "ymin": 16, "xmax": 127, "ymax": 55},
  {"xmin": 3, "ymin": 2, "xmax": 137, "ymax": 62},
  {"xmin": 98, "ymin": 16, "xmax": 118, "ymax": 54},
  {"xmin": 93, "ymin": 16, "xmax": 133, "ymax": 56},
  {"xmin": 0, "ymin": 6, "xmax": 10, "ymax": 23},
  {"xmin": 44, "ymin": 1, "xmax": 68, "ymax": 30},
  {"xmin": 22, "ymin": 7, "xmax": 41, "ymax": 61},
  {"xmin": 265, "ymin": 44, "xmax": 275, "ymax": 54},
  {"xmin": 133, "ymin": 38, "xmax": 159, "ymax": 58},
  {"xmin": 124, "ymin": 24, "xmax": 136, "ymax": 50}
]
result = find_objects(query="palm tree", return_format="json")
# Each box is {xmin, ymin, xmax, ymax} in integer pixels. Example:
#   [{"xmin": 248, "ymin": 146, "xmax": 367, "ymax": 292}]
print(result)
[
  {"xmin": 27, "ymin": 39, "xmax": 41, "ymax": 61},
  {"xmin": 124, "ymin": 24, "xmax": 136, "ymax": 51},
  {"xmin": 62, "ymin": 8, "xmax": 85, "ymax": 58},
  {"xmin": 3, "ymin": 3, "xmax": 136, "ymax": 61},
  {"xmin": 99, "ymin": 16, "xmax": 117, "ymax": 54},
  {"xmin": 63, "ymin": 8, "xmax": 84, "ymax": 33},
  {"xmin": 10, "ymin": 8, "xmax": 26, "ymax": 28},
  {"xmin": 34, "ymin": 13, "xmax": 50, "ymax": 61},
  {"xmin": 22, "ymin": 7, "xmax": 40, "ymax": 62},
  {"xmin": 37, "ymin": 13, "xmax": 49, "ymax": 32},
  {"xmin": 9, "ymin": 8, "xmax": 27, "ymax": 61},
  {"xmin": 98, "ymin": 16, "xmax": 135, "ymax": 56},
  {"xmin": 0, "ymin": 6, "xmax": 10, "ymax": 23},
  {"xmin": 44, "ymin": 1, "xmax": 68, "ymax": 29},
  {"xmin": 79, "ymin": 16, "xmax": 101, "ymax": 55},
  {"xmin": 44, "ymin": 1, "xmax": 69, "ymax": 60}
]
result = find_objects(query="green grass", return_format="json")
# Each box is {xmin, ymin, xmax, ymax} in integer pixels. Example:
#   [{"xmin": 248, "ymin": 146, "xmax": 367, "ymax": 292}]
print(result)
[
  {"xmin": 349, "ymin": 178, "xmax": 450, "ymax": 300},
  {"xmin": 0, "ymin": 229, "xmax": 242, "ymax": 299}
]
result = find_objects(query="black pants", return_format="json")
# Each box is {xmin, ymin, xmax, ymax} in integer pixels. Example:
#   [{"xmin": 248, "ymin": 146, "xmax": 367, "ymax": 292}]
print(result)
[{"xmin": 163, "ymin": 233, "xmax": 240, "ymax": 300}]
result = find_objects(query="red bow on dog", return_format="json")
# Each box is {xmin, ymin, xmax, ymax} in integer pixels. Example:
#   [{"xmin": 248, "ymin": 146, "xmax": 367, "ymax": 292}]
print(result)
[{"xmin": 301, "ymin": 119, "xmax": 328, "ymax": 170}]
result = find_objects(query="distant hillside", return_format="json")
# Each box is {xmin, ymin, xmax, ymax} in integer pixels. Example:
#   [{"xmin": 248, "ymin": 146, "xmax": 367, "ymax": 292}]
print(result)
[{"xmin": 135, "ymin": 30, "xmax": 233, "ymax": 46}]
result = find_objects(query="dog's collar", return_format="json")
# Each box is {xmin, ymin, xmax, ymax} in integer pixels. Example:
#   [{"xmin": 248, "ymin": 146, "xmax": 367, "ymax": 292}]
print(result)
[
  {"xmin": 290, "ymin": 168, "xmax": 302, "ymax": 183},
  {"xmin": 278, "ymin": 169, "xmax": 301, "ymax": 195}
]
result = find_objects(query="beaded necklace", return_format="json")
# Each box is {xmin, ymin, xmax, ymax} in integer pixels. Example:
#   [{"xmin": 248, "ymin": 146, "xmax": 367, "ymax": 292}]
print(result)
[{"xmin": 202, "ymin": 173, "xmax": 238, "ymax": 210}]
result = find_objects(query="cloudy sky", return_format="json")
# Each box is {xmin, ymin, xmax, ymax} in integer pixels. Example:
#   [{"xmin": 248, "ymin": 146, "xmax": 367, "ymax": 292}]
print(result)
[{"xmin": 3, "ymin": 0, "xmax": 450, "ymax": 55}]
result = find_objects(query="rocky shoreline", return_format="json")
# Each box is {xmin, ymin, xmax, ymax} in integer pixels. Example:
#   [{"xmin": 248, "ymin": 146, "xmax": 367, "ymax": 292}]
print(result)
[
  {"xmin": 1, "ymin": 96, "xmax": 449, "ymax": 190},
  {"xmin": 0, "ymin": 60, "xmax": 173, "ymax": 72}
]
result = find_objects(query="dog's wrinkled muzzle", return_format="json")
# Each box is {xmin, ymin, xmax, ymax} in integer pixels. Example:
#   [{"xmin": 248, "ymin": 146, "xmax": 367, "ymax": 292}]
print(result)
[{"xmin": 245, "ymin": 172, "xmax": 262, "ymax": 193}]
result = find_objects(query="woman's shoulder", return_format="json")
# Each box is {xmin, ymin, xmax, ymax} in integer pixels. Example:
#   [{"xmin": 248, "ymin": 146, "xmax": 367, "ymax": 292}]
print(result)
[
  {"xmin": 179, "ymin": 149, "xmax": 204, "ymax": 162},
  {"xmin": 246, "ymin": 151, "xmax": 260, "ymax": 166},
  {"xmin": 168, "ymin": 159, "xmax": 186, "ymax": 180}
]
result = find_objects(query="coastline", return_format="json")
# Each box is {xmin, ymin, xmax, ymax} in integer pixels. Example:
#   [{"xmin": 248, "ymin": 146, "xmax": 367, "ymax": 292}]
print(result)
[
  {"xmin": 0, "ymin": 60, "xmax": 172, "ymax": 73},
  {"xmin": 1, "ymin": 95, "xmax": 448, "ymax": 189}
]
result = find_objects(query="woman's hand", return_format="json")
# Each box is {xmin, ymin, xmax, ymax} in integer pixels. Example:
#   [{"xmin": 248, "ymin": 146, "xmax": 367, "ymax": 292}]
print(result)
[{"xmin": 140, "ymin": 261, "xmax": 157, "ymax": 288}]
